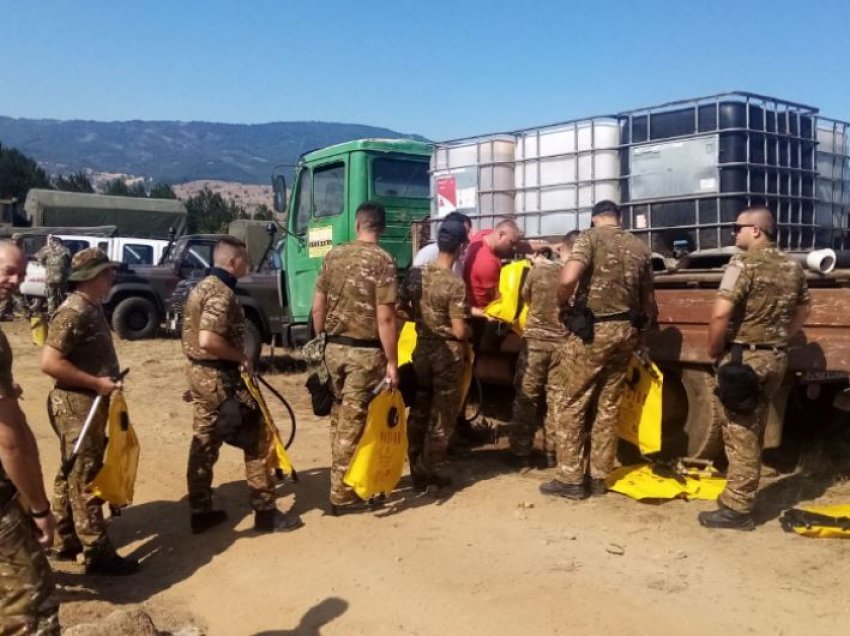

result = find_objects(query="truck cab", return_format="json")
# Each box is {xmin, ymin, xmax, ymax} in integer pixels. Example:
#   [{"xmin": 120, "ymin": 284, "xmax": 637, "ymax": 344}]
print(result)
[{"xmin": 273, "ymin": 138, "xmax": 432, "ymax": 346}]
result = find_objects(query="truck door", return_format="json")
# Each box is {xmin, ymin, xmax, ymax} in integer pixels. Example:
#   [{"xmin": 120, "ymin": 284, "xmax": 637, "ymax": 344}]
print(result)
[{"xmin": 285, "ymin": 159, "xmax": 349, "ymax": 324}]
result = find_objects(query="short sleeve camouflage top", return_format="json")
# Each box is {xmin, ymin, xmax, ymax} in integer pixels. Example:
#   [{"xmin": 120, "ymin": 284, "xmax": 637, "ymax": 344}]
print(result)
[
  {"xmin": 46, "ymin": 292, "xmax": 120, "ymax": 379},
  {"xmin": 569, "ymin": 226, "xmax": 653, "ymax": 317},
  {"xmin": 315, "ymin": 240, "xmax": 398, "ymax": 340},
  {"xmin": 521, "ymin": 260, "xmax": 567, "ymax": 341},
  {"xmin": 717, "ymin": 245, "xmax": 810, "ymax": 346},
  {"xmin": 401, "ymin": 263, "xmax": 468, "ymax": 340},
  {"xmin": 182, "ymin": 275, "xmax": 245, "ymax": 360}
]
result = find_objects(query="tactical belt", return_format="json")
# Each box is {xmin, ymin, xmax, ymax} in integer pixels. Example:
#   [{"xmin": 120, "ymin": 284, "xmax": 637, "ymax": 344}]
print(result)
[
  {"xmin": 326, "ymin": 335, "xmax": 382, "ymax": 348},
  {"xmin": 189, "ymin": 358, "xmax": 240, "ymax": 371},
  {"xmin": 54, "ymin": 385, "xmax": 97, "ymax": 397},
  {"xmin": 594, "ymin": 311, "xmax": 631, "ymax": 323},
  {"xmin": 730, "ymin": 341, "xmax": 787, "ymax": 353}
]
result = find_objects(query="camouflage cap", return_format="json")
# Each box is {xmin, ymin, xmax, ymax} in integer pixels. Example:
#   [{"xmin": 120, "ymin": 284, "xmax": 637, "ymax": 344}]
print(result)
[{"xmin": 68, "ymin": 247, "xmax": 119, "ymax": 282}]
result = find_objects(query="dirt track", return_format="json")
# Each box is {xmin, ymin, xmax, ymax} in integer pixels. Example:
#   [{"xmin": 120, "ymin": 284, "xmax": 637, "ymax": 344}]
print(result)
[{"xmin": 6, "ymin": 320, "xmax": 849, "ymax": 635}]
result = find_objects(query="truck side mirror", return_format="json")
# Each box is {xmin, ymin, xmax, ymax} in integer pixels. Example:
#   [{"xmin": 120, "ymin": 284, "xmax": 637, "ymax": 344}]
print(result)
[{"xmin": 272, "ymin": 175, "xmax": 287, "ymax": 213}]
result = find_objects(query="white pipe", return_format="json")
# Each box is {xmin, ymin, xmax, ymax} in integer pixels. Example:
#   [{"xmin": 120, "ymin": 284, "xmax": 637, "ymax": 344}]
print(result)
[{"xmin": 790, "ymin": 249, "xmax": 836, "ymax": 274}]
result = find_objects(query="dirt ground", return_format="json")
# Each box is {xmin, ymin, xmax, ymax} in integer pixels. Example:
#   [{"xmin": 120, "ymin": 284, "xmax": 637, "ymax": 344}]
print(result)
[{"xmin": 6, "ymin": 320, "xmax": 849, "ymax": 635}]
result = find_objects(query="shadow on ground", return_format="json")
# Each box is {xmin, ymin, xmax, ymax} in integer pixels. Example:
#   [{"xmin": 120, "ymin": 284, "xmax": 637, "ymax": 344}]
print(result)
[{"xmin": 251, "ymin": 597, "xmax": 349, "ymax": 635}]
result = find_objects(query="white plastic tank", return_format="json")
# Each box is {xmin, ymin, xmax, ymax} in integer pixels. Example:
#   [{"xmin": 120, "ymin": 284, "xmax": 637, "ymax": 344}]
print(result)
[{"xmin": 514, "ymin": 119, "xmax": 620, "ymax": 237}]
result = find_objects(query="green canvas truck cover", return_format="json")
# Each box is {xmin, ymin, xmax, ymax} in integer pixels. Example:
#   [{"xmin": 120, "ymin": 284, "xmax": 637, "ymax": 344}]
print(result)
[{"xmin": 24, "ymin": 189, "xmax": 187, "ymax": 238}]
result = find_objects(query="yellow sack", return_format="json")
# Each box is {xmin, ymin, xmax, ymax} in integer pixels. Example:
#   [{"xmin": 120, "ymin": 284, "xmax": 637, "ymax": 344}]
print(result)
[
  {"xmin": 483, "ymin": 260, "xmax": 530, "ymax": 324},
  {"xmin": 87, "ymin": 391, "xmax": 139, "ymax": 507},
  {"xmin": 30, "ymin": 315, "xmax": 47, "ymax": 346},
  {"xmin": 617, "ymin": 354, "xmax": 663, "ymax": 455},
  {"xmin": 780, "ymin": 504, "xmax": 850, "ymax": 538},
  {"xmin": 242, "ymin": 373, "xmax": 296, "ymax": 478},
  {"xmin": 344, "ymin": 389, "xmax": 407, "ymax": 499},
  {"xmin": 460, "ymin": 343, "xmax": 475, "ymax": 403},
  {"xmin": 398, "ymin": 321, "xmax": 417, "ymax": 367},
  {"xmin": 607, "ymin": 463, "xmax": 726, "ymax": 501}
]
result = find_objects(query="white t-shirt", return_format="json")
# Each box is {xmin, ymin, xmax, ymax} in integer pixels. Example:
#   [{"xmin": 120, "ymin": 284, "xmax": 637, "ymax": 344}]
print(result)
[{"xmin": 412, "ymin": 242, "xmax": 464, "ymax": 275}]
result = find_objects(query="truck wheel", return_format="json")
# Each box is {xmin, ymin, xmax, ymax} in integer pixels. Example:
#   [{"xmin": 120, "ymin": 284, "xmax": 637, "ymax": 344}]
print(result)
[
  {"xmin": 244, "ymin": 320, "xmax": 263, "ymax": 365},
  {"xmin": 659, "ymin": 365, "xmax": 724, "ymax": 460},
  {"xmin": 112, "ymin": 297, "xmax": 160, "ymax": 340}
]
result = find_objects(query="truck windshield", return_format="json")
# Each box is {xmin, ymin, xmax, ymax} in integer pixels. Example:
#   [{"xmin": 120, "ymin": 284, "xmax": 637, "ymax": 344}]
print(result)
[{"xmin": 373, "ymin": 158, "xmax": 429, "ymax": 199}]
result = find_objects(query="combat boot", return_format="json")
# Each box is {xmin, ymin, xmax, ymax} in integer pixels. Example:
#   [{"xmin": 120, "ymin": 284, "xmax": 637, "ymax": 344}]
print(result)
[
  {"xmin": 85, "ymin": 551, "xmax": 139, "ymax": 576},
  {"xmin": 190, "ymin": 509, "xmax": 228, "ymax": 534},
  {"xmin": 539, "ymin": 480, "xmax": 588, "ymax": 500},
  {"xmin": 254, "ymin": 508, "xmax": 304, "ymax": 532},
  {"xmin": 698, "ymin": 504, "xmax": 755, "ymax": 531},
  {"xmin": 588, "ymin": 478, "xmax": 608, "ymax": 496},
  {"xmin": 48, "ymin": 539, "xmax": 83, "ymax": 563}
]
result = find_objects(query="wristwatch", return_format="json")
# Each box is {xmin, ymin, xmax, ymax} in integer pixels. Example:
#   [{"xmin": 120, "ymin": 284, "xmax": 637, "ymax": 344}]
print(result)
[{"xmin": 30, "ymin": 506, "xmax": 51, "ymax": 519}]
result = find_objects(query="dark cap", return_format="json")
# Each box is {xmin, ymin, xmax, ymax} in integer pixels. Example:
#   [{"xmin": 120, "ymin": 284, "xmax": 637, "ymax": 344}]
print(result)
[
  {"xmin": 591, "ymin": 199, "xmax": 621, "ymax": 217},
  {"xmin": 68, "ymin": 248, "xmax": 119, "ymax": 282},
  {"xmin": 437, "ymin": 220, "xmax": 468, "ymax": 252}
]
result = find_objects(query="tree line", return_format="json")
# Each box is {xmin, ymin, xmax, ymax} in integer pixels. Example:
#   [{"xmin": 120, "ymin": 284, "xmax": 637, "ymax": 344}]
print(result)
[{"xmin": 1, "ymin": 141, "xmax": 273, "ymax": 233}]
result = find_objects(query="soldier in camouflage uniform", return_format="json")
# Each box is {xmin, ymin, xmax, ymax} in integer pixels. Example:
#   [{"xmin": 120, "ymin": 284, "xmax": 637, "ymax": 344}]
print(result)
[
  {"xmin": 399, "ymin": 221, "xmax": 470, "ymax": 490},
  {"xmin": 312, "ymin": 202, "xmax": 399, "ymax": 513},
  {"xmin": 183, "ymin": 237, "xmax": 302, "ymax": 534},
  {"xmin": 40, "ymin": 248, "xmax": 139, "ymax": 575},
  {"xmin": 699, "ymin": 207, "xmax": 810, "ymax": 531},
  {"xmin": 507, "ymin": 231, "xmax": 579, "ymax": 469},
  {"xmin": 540, "ymin": 200, "xmax": 656, "ymax": 500},
  {"xmin": 35, "ymin": 236, "xmax": 71, "ymax": 318},
  {"xmin": 0, "ymin": 241, "xmax": 60, "ymax": 635}
]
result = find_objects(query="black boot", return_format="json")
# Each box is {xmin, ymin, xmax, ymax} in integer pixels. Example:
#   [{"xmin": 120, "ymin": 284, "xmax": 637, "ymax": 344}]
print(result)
[
  {"xmin": 588, "ymin": 478, "xmax": 608, "ymax": 496},
  {"xmin": 539, "ymin": 480, "xmax": 588, "ymax": 500},
  {"xmin": 85, "ymin": 550, "xmax": 139, "ymax": 576},
  {"xmin": 190, "ymin": 509, "xmax": 228, "ymax": 534},
  {"xmin": 254, "ymin": 509, "xmax": 304, "ymax": 532},
  {"xmin": 698, "ymin": 504, "xmax": 755, "ymax": 531},
  {"xmin": 47, "ymin": 539, "xmax": 83, "ymax": 563}
]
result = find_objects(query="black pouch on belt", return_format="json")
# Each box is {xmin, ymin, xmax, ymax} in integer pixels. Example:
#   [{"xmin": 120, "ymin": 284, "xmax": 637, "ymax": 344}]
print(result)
[
  {"xmin": 561, "ymin": 304, "xmax": 595, "ymax": 343},
  {"xmin": 714, "ymin": 344, "xmax": 761, "ymax": 415},
  {"xmin": 214, "ymin": 397, "xmax": 256, "ymax": 450},
  {"xmin": 305, "ymin": 372, "xmax": 334, "ymax": 417}
]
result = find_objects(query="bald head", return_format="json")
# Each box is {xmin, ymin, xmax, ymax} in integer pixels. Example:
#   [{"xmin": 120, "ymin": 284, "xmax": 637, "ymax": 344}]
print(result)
[
  {"xmin": 0, "ymin": 241, "xmax": 26, "ymax": 300},
  {"xmin": 734, "ymin": 206, "xmax": 777, "ymax": 250},
  {"xmin": 488, "ymin": 218, "xmax": 522, "ymax": 257},
  {"xmin": 742, "ymin": 207, "xmax": 776, "ymax": 238},
  {"xmin": 213, "ymin": 237, "xmax": 250, "ymax": 279}
]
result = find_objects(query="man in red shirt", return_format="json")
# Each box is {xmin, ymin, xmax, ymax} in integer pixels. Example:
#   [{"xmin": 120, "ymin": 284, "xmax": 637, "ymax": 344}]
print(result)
[{"xmin": 463, "ymin": 219, "xmax": 522, "ymax": 311}]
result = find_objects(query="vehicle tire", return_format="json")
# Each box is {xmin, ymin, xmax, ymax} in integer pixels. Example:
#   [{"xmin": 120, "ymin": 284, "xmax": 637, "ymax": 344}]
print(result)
[
  {"xmin": 112, "ymin": 297, "xmax": 160, "ymax": 340},
  {"xmin": 244, "ymin": 319, "xmax": 263, "ymax": 365},
  {"xmin": 658, "ymin": 364, "xmax": 724, "ymax": 460}
]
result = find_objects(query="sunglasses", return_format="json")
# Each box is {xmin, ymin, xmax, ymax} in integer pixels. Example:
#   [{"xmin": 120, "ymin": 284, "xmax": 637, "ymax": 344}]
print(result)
[{"xmin": 732, "ymin": 223, "xmax": 756, "ymax": 234}]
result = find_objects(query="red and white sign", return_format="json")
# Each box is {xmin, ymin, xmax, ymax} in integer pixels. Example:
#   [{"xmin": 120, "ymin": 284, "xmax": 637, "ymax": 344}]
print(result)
[{"xmin": 436, "ymin": 176, "xmax": 457, "ymax": 215}]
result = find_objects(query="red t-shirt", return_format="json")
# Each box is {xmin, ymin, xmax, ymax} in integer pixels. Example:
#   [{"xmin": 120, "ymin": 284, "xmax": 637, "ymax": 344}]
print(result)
[{"xmin": 463, "ymin": 229, "xmax": 502, "ymax": 308}]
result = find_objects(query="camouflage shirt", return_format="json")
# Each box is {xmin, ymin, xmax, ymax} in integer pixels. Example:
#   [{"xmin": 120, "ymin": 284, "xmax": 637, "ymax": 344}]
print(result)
[
  {"xmin": 182, "ymin": 274, "xmax": 245, "ymax": 361},
  {"xmin": 0, "ymin": 326, "xmax": 16, "ymax": 499},
  {"xmin": 315, "ymin": 240, "xmax": 397, "ymax": 341},
  {"xmin": 46, "ymin": 292, "xmax": 120, "ymax": 381},
  {"xmin": 718, "ymin": 244, "xmax": 810, "ymax": 346},
  {"xmin": 36, "ymin": 244, "xmax": 72, "ymax": 285},
  {"xmin": 400, "ymin": 263, "xmax": 468, "ymax": 340},
  {"xmin": 570, "ymin": 225, "xmax": 653, "ymax": 317},
  {"xmin": 521, "ymin": 260, "xmax": 567, "ymax": 342}
]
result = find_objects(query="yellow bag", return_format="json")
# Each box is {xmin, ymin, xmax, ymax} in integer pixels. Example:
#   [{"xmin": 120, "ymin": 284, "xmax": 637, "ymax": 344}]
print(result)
[
  {"xmin": 242, "ymin": 373, "xmax": 296, "ymax": 478},
  {"xmin": 398, "ymin": 321, "xmax": 417, "ymax": 367},
  {"xmin": 460, "ymin": 343, "xmax": 475, "ymax": 403},
  {"xmin": 31, "ymin": 315, "xmax": 47, "ymax": 346},
  {"xmin": 617, "ymin": 354, "xmax": 663, "ymax": 455},
  {"xmin": 607, "ymin": 463, "xmax": 726, "ymax": 501},
  {"xmin": 780, "ymin": 504, "xmax": 850, "ymax": 538},
  {"xmin": 483, "ymin": 260, "xmax": 530, "ymax": 324},
  {"xmin": 87, "ymin": 391, "xmax": 139, "ymax": 506},
  {"xmin": 344, "ymin": 389, "xmax": 407, "ymax": 499}
]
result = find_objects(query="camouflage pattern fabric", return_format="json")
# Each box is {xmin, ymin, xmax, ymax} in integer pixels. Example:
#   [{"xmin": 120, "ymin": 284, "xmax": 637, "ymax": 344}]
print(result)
[
  {"xmin": 569, "ymin": 225, "xmax": 653, "ymax": 317},
  {"xmin": 0, "ymin": 502, "xmax": 60, "ymax": 636},
  {"xmin": 185, "ymin": 365, "xmax": 274, "ymax": 513},
  {"xmin": 48, "ymin": 388, "xmax": 111, "ymax": 557},
  {"xmin": 715, "ymin": 349, "xmax": 787, "ymax": 514},
  {"xmin": 718, "ymin": 245, "xmax": 811, "ymax": 346},
  {"xmin": 35, "ymin": 244, "xmax": 71, "ymax": 286},
  {"xmin": 315, "ymin": 240, "xmax": 398, "ymax": 341},
  {"xmin": 509, "ymin": 339, "xmax": 566, "ymax": 457},
  {"xmin": 45, "ymin": 293, "xmax": 120, "ymax": 380},
  {"xmin": 0, "ymin": 328, "xmax": 15, "ymax": 504},
  {"xmin": 555, "ymin": 322, "xmax": 637, "ymax": 486},
  {"xmin": 399, "ymin": 264, "xmax": 469, "ymax": 340},
  {"xmin": 302, "ymin": 332, "xmax": 328, "ymax": 384},
  {"xmin": 521, "ymin": 260, "xmax": 567, "ymax": 342},
  {"xmin": 324, "ymin": 342, "xmax": 385, "ymax": 506},
  {"xmin": 43, "ymin": 285, "xmax": 67, "ymax": 319},
  {"xmin": 182, "ymin": 275, "xmax": 245, "ymax": 361}
]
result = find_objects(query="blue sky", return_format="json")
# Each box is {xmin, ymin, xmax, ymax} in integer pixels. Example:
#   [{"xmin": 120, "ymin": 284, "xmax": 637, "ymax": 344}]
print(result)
[{"xmin": 1, "ymin": 0, "xmax": 848, "ymax": 140}]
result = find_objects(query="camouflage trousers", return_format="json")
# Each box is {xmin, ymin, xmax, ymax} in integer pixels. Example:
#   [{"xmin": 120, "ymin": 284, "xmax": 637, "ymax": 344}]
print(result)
[
  {"xmin": 186, "ymin": 364, "xmax": 275, "ymax": 514},
  {"xmin": 0, "ymin": 501, "xmax": 60, "ymax": 636},
  {"xmin": 44, "ymin": 284, "xmax": 66, "ymax": 320},
  {"xmin": 509, "ymin": 338, "xmax": 566, "ymax": 457},
  {"xmin": 555, "ymin": 322, "xmax": 637, "ymax": 486},
  {"xmin": 48, "ymin": 388, "xmax": 111, "ymax": 557},
  {"xmin": 716, "ymin": 349, "xmax": 787, "ymax": 514},
  {"xmin": 324, "ymin": 342, "xmax": 386, "ymax": 506},
  {"xmin": 0, "ymin": 293, "xmax": 24, "ymax": 320},
  {"xmin": 408, "ymin": 338, "xmax": 465, "ymax": 477}
]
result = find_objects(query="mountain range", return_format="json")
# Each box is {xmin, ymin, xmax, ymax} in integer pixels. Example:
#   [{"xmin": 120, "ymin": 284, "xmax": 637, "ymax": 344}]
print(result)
[{"xmin": 0, "ymin": 116, "xmax": 427, "ymax": 185}]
